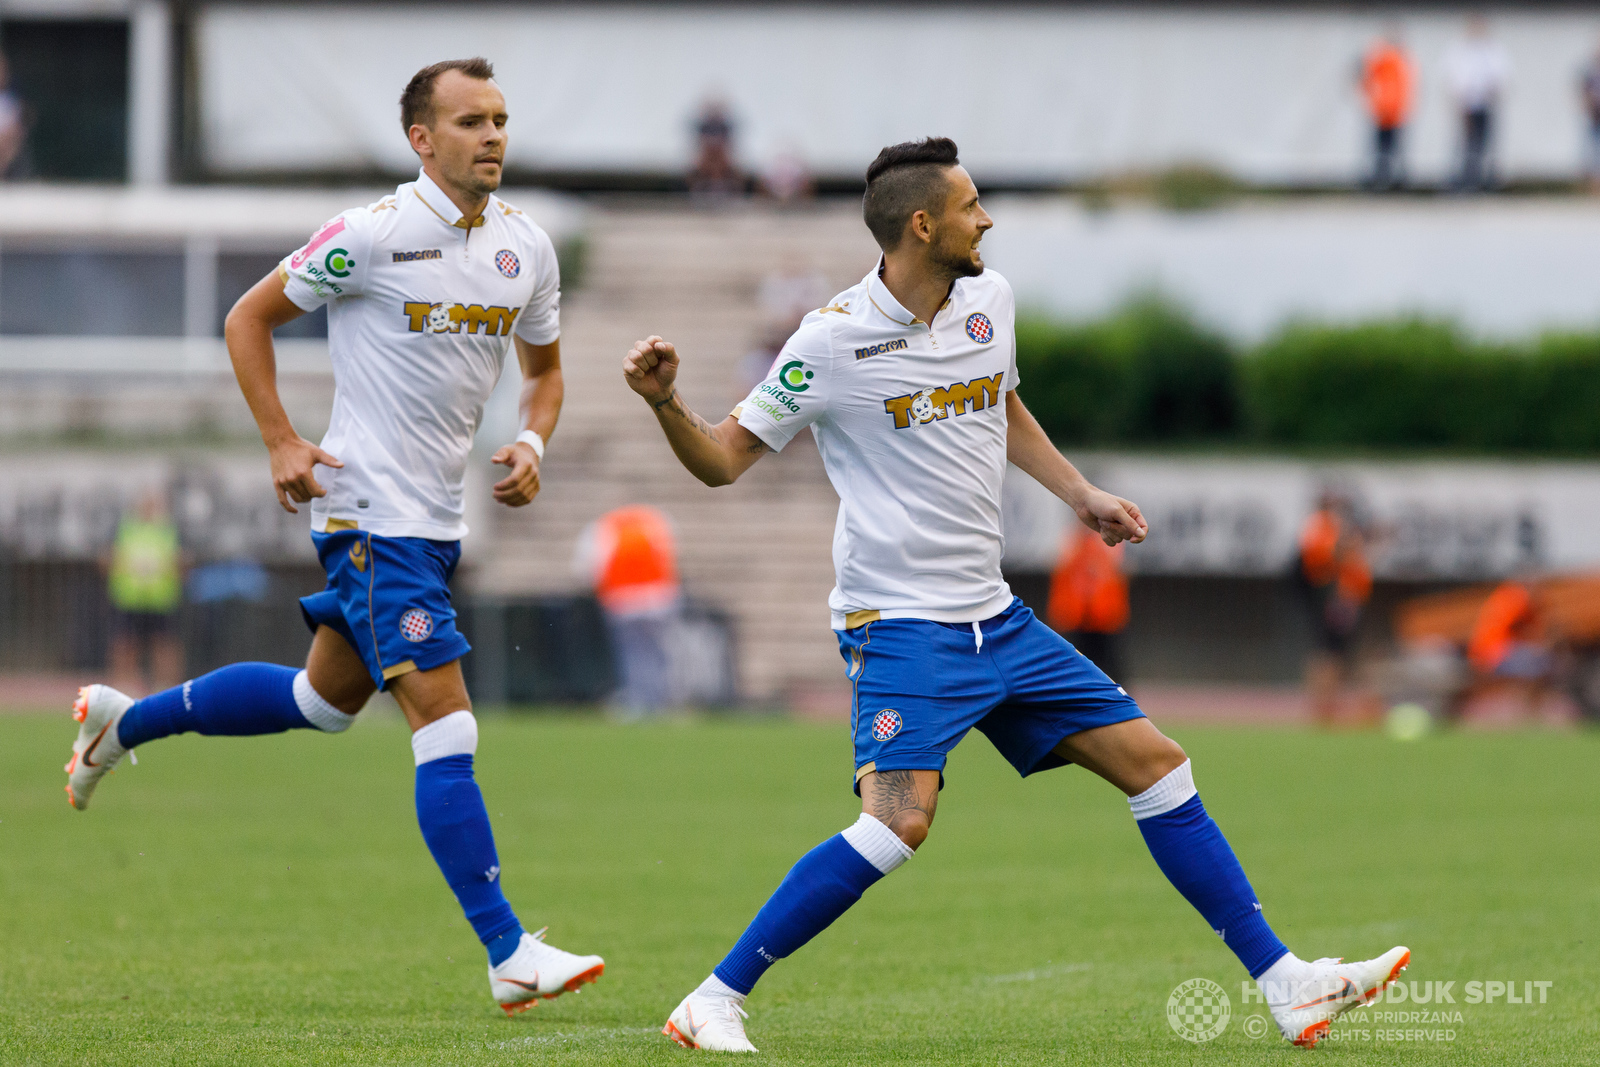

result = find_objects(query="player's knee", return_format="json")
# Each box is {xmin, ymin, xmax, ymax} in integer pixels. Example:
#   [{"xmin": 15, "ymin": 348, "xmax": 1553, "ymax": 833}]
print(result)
[
  {"xmin": 1146, "ymin": 734, "xmax": 1188, "ymax": 782},
  {"xmin": 886, "ymin": 809, "xmax": 932, "ymax": 851}
]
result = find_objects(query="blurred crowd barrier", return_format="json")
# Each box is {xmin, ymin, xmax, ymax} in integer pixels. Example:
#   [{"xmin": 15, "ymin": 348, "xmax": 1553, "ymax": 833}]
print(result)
[
  {"xmin": 1002, "ymin": 455, "xmax": 1600, "ymax": 682},
  {"xmin": 0, "ymin": 454, "xmax": 738, "ymax": 708}
]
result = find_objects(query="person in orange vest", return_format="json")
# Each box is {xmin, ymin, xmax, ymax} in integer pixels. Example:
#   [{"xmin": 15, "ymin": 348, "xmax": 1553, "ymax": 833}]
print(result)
[
  {"xmin": 1467, "ymin": 581, "xmax": 1552, "ymax": 704},
  {"xmin": 573, "ymin": 505, "xmax": 682, "ymax": 716},
  {"xmin": 1046, "ymin": 526, "xmax": 1130, "ymax": 682},
  {"xmin": 1359, "ymin": 29, "xmax": 1414, "ymax": 191},
  {"xmin": 1298, "ymin": 492, "xmax": 1373, "ymax": 725}
]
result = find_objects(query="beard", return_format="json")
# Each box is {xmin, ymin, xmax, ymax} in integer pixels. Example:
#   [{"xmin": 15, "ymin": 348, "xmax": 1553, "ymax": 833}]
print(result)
[{"xmin": 931, "ymin": 233, "xmax": 984, "ymax": 278}]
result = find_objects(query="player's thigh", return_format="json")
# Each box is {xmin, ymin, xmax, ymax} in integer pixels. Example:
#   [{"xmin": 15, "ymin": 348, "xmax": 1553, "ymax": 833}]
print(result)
[
  {"xmin": 387, "ymin": 658, "xmax": 471, "ymax": 732},
  {"xmin": 305, "ymin": 625, "xmax": 377, "ymax": 715},
  {"xmin": 858, "ymin": 767, "xmax": 941, "ymax": 849},
  {"xmin": 976, "ymin": 605, "xmax": 1149, "ymax": 782},
  {"xmin": 841, "ymin": 619, "xmax": 1001, "ymax": 792},
  {"xmin": 1051, "ymin": 717, "xmax": 1186, "ymax": 797}
]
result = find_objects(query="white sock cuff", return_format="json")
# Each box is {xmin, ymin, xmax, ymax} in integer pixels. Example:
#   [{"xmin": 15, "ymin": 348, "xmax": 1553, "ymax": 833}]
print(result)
[
  {"xmin": 840, "ymin": 812, "xmax": 915, "ymax": 874},
  {"xmin": 695, "ymin": 974, "xmax": 744, "ymax": 1001},
  {"xmin": 1128, "ymin": 759, "xmax": 1197, "ymax": 821},
  {"xmin": 293, "ymin": 670, "xmax": 356, "ymax": 733},
  {"xmin": 412, "ymin": 710, "xmax": 478, "ymax": 765}
]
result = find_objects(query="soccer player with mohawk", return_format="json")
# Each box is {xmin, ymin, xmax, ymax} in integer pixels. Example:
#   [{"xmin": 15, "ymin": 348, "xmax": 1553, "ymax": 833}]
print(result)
[
  {"xmin": 63, "ymin": 58, "xmax": 603, "ymax": 1016},
  {"xmin": 624, "ymin": 137, "xmax": 1409, "ymax": 1052}
]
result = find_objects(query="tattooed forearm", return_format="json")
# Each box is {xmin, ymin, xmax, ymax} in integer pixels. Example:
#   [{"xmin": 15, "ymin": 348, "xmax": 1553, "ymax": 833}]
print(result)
[{"xmin": 657, "ymin": 390, "xmax": 721, "ymax": 443}]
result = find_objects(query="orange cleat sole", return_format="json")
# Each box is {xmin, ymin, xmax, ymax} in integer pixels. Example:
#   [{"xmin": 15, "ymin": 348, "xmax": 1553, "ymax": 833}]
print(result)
[
  {"xmin": 548, "ymin": 962, "xmax": 605, "ymax": 997},
  {"xmin": 662, "ymin": 1020, "xmax": 696, "ymax": 1049},
  {"xmin": 1294, "ymin": 1020, "xmax": 1330, "ymax": 1047},
  {"xmin": 500, "ymin": 998, "xmax": 538, "ymax": 1017},
  {"xmin": 1361, "ymin": 950, "xmax": 1411, "ymax": 1005}
]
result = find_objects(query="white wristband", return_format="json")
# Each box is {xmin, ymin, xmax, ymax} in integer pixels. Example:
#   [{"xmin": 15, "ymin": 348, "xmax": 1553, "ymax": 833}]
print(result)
[{"xmin": 515, "ymin": 430, "xmax": 545, "ymax": 459}]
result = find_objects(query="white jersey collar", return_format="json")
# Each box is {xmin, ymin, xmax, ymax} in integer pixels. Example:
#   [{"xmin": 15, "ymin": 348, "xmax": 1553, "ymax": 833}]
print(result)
[
  {"xmin": 866, "ymin": 256, "xmax": 955, "ymax": 328},
  {"xmin": 411, "ymin": 168, "xmax": 487, "ymax": 230}
]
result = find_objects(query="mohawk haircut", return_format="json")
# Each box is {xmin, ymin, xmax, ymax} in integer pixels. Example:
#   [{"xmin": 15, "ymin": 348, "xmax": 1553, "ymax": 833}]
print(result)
[
  {"xmin": 862, "ymin": 137, "xmax": 961, "ymax": 251},
  {"xmin": 400, "ymin": 57, "xmax": 496, "ymax": 132}
]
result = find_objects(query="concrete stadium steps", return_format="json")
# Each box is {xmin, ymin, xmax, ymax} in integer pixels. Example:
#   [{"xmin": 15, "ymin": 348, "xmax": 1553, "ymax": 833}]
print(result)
[{"xmin": 472, "ymin": 204, "xmax": 879, "ymax": 705}]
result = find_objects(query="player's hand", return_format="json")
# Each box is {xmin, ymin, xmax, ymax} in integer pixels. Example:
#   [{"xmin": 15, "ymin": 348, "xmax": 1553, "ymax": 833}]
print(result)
[
  {"xmin": 623, "ymin": 336, "xmax": 680, "ymax": 406},
  {"xmin": 1075, "ymin": 487, "xmax": 1148, "ymax": 546},
  {"xmin": 490, "ymin": 441, "xmax": 541, "ymax": 507},
  {"xmin": 268, "ymin": 436, "xmax": 343, "ymax": 514}
]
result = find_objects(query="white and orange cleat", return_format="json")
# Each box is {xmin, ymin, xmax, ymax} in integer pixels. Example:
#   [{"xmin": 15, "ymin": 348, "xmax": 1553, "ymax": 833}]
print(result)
[
  {"xmin": 64, "ymin": 685, "xmax": 135, "ymax": 811},
  {"xmin": 663, "ymin": 980, "xmax": 758, "ymax": 1053},
  {"xmin": 1260, "ymin": 946, "xmax": 1411, "ymax": 1047},
  {"xmin": 487, "ymin": 928, "xmax": 604, "ymax": 1016}
]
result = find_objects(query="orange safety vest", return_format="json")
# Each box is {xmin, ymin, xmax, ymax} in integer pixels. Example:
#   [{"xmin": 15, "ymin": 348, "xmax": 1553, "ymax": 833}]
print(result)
[
  {"xmin": 593, "ymin": 506, "xmax": 680, "ymax": 614},
  {"xmin": 1467, "ymin": 581, "xmax": 1535, "ymax": 673},
  {"xmin": 1300, "ymin": 510, "xmax": 1372, "ymax": 605},
  {"xmin": 1362, "ymin": 43, "xmax": 1413, "ymax": 130},
  {"xmin": 1047, "ymin": 531, "xmax": 1129, "ymax": 634}
]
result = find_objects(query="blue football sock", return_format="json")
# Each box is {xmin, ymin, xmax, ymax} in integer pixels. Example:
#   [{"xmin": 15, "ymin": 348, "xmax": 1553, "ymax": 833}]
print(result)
[
  {"xmin": 1138, "ymin": 793, "xmax": 1288, "ymax": 978},
  {"xmin": 713, "ymin": 833, "xmax": 887, "ymax": 995},
  {"xmin": 116, "ymin": 663, "xmax": 310, "ymax": 749},
  {"xmin": 414, "ymin": 752, "xmax": 523, "ymax": 964}
]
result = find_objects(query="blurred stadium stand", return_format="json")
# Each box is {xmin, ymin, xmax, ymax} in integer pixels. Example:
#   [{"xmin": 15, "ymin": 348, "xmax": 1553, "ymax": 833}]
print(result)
[{"xmin": 4, "ymin": 1, "xmax": 1600, "ymax": 716}]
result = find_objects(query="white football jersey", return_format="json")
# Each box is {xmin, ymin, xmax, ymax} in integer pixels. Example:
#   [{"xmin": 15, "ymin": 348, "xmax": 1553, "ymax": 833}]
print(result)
[
  {"xmin": 734, "ymin": 263, "xmax": 1019, "ymax": 629},
  {"xmin": 279, "ymin": 169, "xmax": 560, "ymax": 541}
]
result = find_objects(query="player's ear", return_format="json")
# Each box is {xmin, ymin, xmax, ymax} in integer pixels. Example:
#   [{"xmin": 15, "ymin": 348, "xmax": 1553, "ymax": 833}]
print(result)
[
  {"xmin": 408, "ymin": 123, "xmax": 431, "ymax": 158},
  {"xmin": 908, "ymin": 209, "xmax": 934, "ymax": 246}
]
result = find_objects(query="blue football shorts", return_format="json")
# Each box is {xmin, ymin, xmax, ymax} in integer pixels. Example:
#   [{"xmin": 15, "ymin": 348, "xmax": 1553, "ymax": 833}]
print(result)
[
  {"xmin": 299, "ymin": 529, "xmax": 471, "ymax": 690},
  {"xmin": 838, "ymin": 597, "xmax": 1145, "ymax": 794}
]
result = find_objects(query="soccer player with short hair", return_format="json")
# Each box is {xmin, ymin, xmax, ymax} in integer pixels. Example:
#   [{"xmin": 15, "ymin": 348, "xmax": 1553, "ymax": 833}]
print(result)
[
  {"xmin": 624, "ymin": 138, "xmax": 1409, "ymax": 1051},
  {"xmin": 63, "ymin": 57, "xmax": 604, "ymax": 1015}
]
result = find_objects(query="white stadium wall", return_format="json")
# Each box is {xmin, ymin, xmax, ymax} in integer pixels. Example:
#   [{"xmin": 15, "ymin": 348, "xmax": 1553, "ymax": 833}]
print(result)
[{"xmin": 196, "ymin": 4, "xmax": 1600, "ymax": 184}]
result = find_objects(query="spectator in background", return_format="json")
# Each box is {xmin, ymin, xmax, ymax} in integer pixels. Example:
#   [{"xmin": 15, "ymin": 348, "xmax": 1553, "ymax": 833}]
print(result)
[
  {"xmin": 1359, "ymin": 28, "xmax": 1413, "ymax": 191},
  {"xmin": 688, "ymin": 97, "xmax": 742, "ymax": 201},
  {"xmin": 573, "ymin": 505, "xmax": 682, "ymax": 718},
  {"xmin": 1579, "ymin": 43, "xmax": 1600, "ymax": 194},
  {"xmin": 737, "ymin": 324, "xmax": 789, "ymax": 398},
  {"xmin": 1465, "ymin": 578, "xmax": 1557, "ymax": 720},
  {"xmin": 758, "ymin": 254, "xmax": 830, "ymax": 332},
  {"xmin": 1445, "ymin": 15, "xmax": 1509, "ymax": 192},
  {"xmin": 760, "ymin": 143, "xmax": 815, "ymax": 204},
  {"xmin": 1046, "ymin": 526, "xmax": 1130, "ymax": 682},
  {"xmin": 0, "ymin": 55, "xmax": 26, "ymax": 178},
  {"xmin": 1297, "ymin": 491, "xmax": 1373, "ymax": 726},
  {"xmin": 104, "ymin": 490, "xmax": 184, "ymax": 695}
]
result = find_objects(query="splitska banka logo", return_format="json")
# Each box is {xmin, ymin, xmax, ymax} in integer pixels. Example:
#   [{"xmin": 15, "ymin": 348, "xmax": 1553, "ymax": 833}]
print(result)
[
  {"xmin": 402, "ymin": 302, "xmax": 522, "ymax": 336},
  {"xmin": 882, "ymin": 372, "xmax": 1005, "ymax": 428},
  {"xmin": 290, "ymin": 218, "xmax": 353, "ymax": 297}
]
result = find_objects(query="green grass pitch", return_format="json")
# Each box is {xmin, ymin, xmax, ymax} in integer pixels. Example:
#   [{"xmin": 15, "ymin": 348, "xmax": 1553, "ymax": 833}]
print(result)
[{"xmin": 1, "ymin": 711, "xmax": 1594, "ymax": 1064}]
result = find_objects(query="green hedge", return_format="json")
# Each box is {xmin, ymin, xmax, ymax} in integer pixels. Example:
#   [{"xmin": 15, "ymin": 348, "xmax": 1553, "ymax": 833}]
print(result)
[
  {"xmin": 1016, "ymin": 298, "xmax": 1600, "ymax": 453},
  {"xmin": 1015, "ymin": 296, "xmax": 1238, "ymax": 445}
]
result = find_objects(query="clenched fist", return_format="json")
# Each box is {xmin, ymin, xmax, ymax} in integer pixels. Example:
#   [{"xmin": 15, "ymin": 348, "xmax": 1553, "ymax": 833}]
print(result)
[{"xmin": 623, "ymin": 336, "xmax": 680, "ymax": 406}]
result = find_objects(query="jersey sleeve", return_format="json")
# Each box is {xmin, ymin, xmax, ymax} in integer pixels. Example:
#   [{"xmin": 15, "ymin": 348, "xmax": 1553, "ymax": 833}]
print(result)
[
  {"xmin": 733, "ymin": 318, "xmax": 833, "ymax": 452},
  {"xmin": 995, "ymin": 272, "xmax": 1020, "ymax": 392},
  {"xmin": 278, "ymin": 208, "xmax": 372, "ymax": 311},
  {"xmin": 513, "ymin": 227, "xmax": 561, "ymax": 345}
]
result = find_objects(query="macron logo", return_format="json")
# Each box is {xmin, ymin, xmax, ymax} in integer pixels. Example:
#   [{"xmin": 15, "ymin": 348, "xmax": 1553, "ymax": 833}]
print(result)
[{"xmin": 855, "ymin": 338, "xmax": 908, "ymax": 361}]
